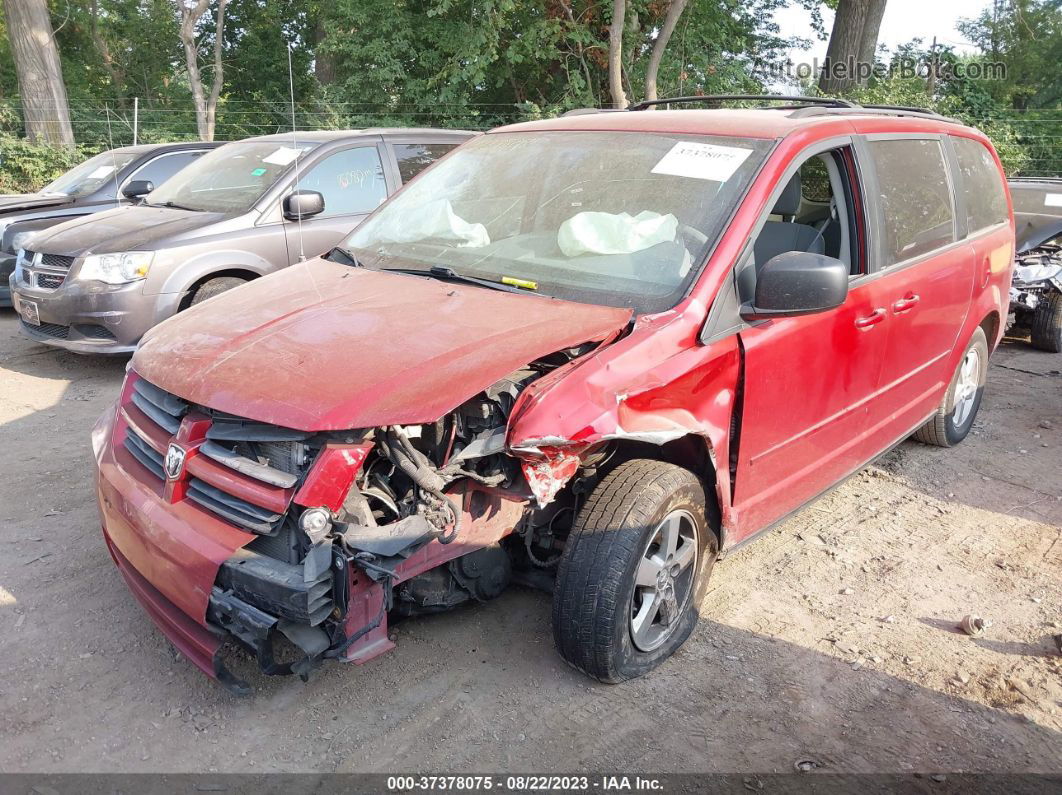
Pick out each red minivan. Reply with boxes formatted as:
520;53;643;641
91;97;1014;691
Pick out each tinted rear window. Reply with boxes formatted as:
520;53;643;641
870;138;955;266
394;143;459;183
952;137;1008;233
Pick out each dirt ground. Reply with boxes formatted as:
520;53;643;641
0;306;1060;775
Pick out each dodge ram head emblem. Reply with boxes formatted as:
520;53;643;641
165;443;187;480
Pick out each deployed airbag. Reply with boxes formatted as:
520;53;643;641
377;199;490;247
558;211;678;257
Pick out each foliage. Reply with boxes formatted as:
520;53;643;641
315;0;823;129
0;133;89;193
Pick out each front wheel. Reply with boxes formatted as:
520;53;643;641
1030;292;1062;352
913;327;989;447
189;276;248;307
551;459;717;683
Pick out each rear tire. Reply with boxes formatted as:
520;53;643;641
189;276;247;307
552;459;717;683
1030;293;1062;352
913;327;988;447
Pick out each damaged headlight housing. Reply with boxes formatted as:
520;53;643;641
79;251;154;285
1013;261;1062;285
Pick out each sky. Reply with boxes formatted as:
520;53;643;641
774;0;995;67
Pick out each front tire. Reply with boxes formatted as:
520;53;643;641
913;327;989;447
189;276;247;307
1030;293;1062;352
552;459;717;683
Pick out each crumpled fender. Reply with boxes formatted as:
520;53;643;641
507;300;741;533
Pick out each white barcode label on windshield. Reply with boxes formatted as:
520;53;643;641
1045;193;1062;208
87;165;115;179
651;142;753;182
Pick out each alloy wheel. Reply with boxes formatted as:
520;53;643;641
630;509;699;652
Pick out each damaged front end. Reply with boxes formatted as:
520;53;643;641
1010;244;1062;313
110;346;606;692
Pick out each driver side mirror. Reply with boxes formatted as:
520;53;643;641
284;190;325;221
740;251;848;320
121;180;154;200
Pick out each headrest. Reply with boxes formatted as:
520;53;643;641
772;173;802;216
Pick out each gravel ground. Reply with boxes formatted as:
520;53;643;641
0;307;1059;774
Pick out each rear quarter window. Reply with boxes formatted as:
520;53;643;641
952;136;1008;233
869;138;955;266
394;143;459;183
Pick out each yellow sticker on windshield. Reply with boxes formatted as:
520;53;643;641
502;276;538;290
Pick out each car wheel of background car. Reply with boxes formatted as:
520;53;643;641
913;326;989;447
1030;293;1062;352
189;276;248;307
551;459;717;683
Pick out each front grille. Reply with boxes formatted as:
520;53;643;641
130;377;187;433
120;375;303;546
186;477;284;535
72;324;116;341
39;253;74;270
37;273;65;289
124;426;164;480
22;320;69;339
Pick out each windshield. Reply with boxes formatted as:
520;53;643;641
343;131;772;313
146;140;317;213
41;150;139;198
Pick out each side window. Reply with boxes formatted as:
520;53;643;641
869;138;955;266
740;146;863;302
952;137;1008;233
296;146;387;217
393;143;458;183
129;151;204;188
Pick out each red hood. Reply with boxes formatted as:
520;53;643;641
133;259;632;431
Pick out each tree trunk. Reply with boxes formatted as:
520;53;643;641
314;14;336;86
856;0;887;67
608;0;628;108
818;0;887;95
175;0;227;141
3;0;75;148
644;0;689;102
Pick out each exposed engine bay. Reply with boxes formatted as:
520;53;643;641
1010;241;1062;315
201;345;600;690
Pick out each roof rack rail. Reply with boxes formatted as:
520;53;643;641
627;94;858;111
786;103;963;124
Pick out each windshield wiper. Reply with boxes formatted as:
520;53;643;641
147;200;203;212
384;265;526;294
325;246;363;267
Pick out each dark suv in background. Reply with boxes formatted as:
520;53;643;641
10;128;475;353
0;142;220;306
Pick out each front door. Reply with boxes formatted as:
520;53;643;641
282;144;391;264
732;143;890;537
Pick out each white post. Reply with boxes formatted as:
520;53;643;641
133;97;139;146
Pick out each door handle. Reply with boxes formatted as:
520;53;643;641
892;294;920;313
854;308;886;329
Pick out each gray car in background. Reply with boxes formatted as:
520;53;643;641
9;128;475;353
0;142;220;306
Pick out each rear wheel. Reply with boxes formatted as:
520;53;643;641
1030;292;1062;352
551;459;717;683
913;327;988;447
189;276;248;307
